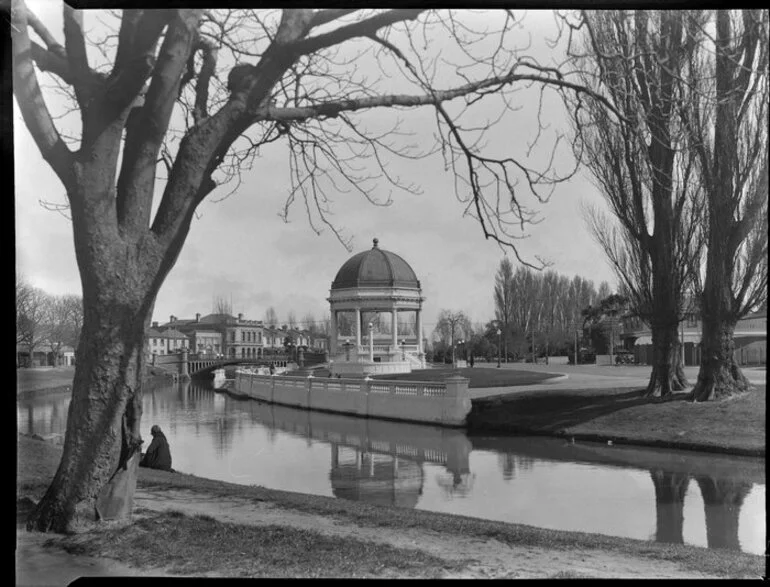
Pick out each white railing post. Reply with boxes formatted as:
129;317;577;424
442;375;471;426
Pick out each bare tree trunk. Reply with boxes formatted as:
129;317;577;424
27;295;149;532
645;243;688;398
692;318;750;401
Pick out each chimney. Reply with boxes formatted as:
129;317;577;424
238;313;243;321
170;315;176;323
152;321;158;328
195;313;201;322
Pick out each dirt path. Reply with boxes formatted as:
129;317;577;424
130;487;719;579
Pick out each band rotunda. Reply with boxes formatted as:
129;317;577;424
328;238;425;376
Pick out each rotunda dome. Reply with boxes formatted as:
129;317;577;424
331;238;420;290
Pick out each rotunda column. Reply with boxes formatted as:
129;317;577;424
391;306;398;354
416;309;423;355
330;309;338;355
355;307;362;350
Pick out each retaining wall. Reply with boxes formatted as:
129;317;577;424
232;372;472;427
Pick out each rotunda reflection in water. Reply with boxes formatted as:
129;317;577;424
330;446;425;508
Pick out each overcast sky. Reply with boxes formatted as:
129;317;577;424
14;4;617;335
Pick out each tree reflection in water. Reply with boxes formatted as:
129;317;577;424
694;476;753;551
650;469;690;544
497;453;534;481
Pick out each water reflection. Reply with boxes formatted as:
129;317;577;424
16;379;765;555
330;446;424;508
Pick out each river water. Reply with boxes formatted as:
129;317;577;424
17;377;765;555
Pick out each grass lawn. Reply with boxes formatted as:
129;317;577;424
372;367;557;388
469;385;766;455
49;510;465;578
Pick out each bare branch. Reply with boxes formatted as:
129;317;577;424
309;9;360;30
12;0;75;190
62;5;92;106
291;9;425;56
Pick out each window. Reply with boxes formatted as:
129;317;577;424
241;331;245;342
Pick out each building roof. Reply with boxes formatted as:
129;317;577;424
160;328;188;340
331;238;420;291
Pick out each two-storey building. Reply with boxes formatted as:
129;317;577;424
621;310;766;366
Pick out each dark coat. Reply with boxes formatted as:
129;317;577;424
140;431;173;471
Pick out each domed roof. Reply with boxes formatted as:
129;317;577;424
331;238;420;290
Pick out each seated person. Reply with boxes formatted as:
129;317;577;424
139;425;173;471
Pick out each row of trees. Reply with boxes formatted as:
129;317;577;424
16;277;83;366
491;258;611;360
263;306;331;335
568;10;768;400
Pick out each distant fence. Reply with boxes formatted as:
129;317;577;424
232;372;472;427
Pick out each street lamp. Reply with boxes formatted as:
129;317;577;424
401;339;406;361
496;328;501;368
344;337;352;361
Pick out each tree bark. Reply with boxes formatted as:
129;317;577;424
27;294;149;532
691;318;750;401
644;241;688;398
645;323;687;398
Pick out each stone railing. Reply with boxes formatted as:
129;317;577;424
231;371;472;427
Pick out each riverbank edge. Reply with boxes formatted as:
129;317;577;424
18;381;765;458
465;423;766;458
16;434;765;579
16;373;171;400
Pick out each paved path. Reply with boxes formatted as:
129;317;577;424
469;364;767;401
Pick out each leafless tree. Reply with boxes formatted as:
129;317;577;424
686;10;768;401
213;295;233;317
42;294;83;365
12;3;620;533
263;306;279;327
493;257;515;362
301;312;316;333
16;278;50;362
566;10;707;397
286;310;298;329
434;309;471;364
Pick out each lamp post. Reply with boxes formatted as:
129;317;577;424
575;327;578;367
456;339;464;368
401;339;406;361
496;329;501;368
344;338;352;362
368;322;374;362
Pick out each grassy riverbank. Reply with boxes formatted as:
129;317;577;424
468;385;766;456
17;435;765;579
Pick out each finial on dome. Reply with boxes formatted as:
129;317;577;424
373;238;379;248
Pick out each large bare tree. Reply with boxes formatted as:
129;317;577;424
42;294;83;364
16;277;50;363
567;10;706;397
493;257;515;362
686;10;768;401
13;3;618;533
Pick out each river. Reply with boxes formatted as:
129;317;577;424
17;376;765;555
